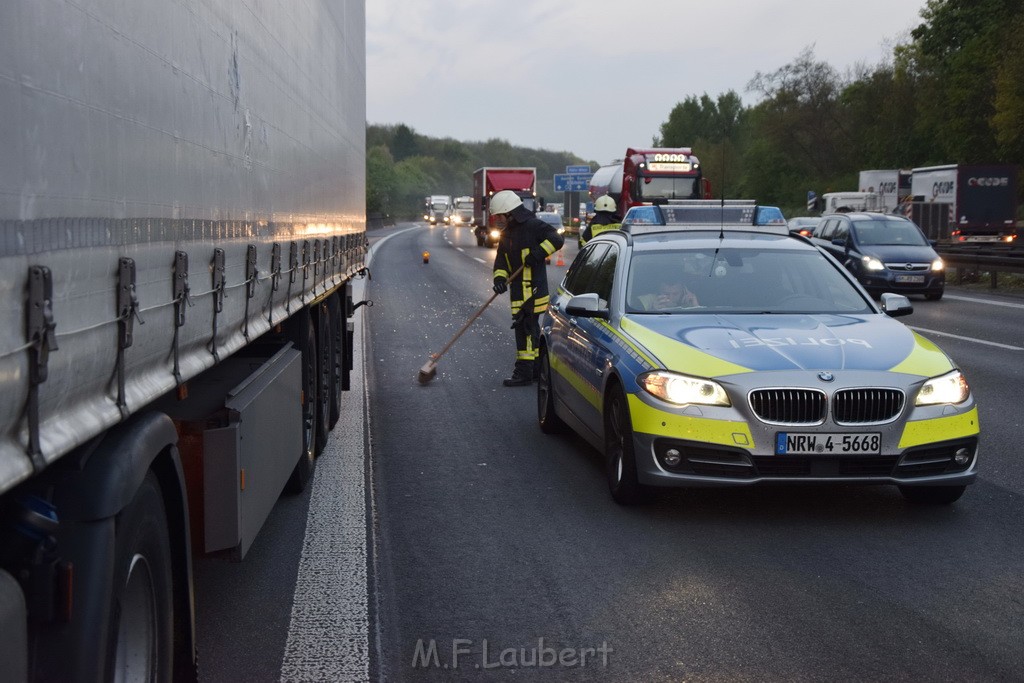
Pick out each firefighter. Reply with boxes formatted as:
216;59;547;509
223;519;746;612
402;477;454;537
490;190;565;387
580;194;621;246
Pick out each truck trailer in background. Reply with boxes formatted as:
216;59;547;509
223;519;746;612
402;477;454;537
858;169;912;213
588;148;712;217
0;2;368;680
909;164;1019;242
820;192;885;214
472;167;538;247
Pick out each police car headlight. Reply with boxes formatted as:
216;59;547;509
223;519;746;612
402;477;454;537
862;256;885;271
931;258;944;272
638;371;731;407
915;369;970;406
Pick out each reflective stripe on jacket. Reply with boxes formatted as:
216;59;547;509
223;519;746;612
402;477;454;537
493;206;565;314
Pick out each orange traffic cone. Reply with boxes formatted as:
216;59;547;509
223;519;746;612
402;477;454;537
556;250;564;266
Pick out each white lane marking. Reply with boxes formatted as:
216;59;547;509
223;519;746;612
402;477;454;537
910;326;1024;351
942;294;1024;309
281;240;381;682
474;257;487;265
456;247;464;253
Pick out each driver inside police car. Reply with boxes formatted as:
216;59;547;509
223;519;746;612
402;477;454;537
639;272;700;310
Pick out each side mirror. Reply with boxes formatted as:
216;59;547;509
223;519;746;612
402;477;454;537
879;292;913;317
565;293;609;319
831;238;847;248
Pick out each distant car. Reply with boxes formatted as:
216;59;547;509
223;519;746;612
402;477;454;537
788;216;820;236
536;211;565;235
811;213;945;300
538;202;978;506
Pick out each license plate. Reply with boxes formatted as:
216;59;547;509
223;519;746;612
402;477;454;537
894;274;925;283
775;432;881;455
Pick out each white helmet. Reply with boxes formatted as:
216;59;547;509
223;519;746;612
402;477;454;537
595;195;617;213
489;190;523;215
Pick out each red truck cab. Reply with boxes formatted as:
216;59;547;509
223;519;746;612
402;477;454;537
589;148;712;217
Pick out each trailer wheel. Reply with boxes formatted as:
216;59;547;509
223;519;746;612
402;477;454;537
107;472;174;682
285;312;318;494
326;293;344;429
314;301;332;455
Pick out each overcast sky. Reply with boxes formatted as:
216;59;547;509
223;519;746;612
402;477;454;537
367;1;928;166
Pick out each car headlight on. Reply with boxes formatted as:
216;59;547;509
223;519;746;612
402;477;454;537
638;371;731;407
862;256;885;271
489;229;500;238
931;258;944;272
915;369;970;406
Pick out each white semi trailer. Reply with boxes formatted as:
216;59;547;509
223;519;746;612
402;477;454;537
0;2;368;680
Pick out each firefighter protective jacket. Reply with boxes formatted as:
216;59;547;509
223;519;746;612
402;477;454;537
581;211;622;244
493;206;565;316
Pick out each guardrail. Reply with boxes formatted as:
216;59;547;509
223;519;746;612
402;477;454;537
936;243;1024;289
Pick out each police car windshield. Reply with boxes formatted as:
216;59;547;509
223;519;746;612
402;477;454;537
625;247;872;314
636;176;700;201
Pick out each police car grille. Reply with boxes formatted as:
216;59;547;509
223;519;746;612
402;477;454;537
749;389;827;424
832;389;904;424
752;456;898;478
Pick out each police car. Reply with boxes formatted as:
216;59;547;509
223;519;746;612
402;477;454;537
537;201;979;505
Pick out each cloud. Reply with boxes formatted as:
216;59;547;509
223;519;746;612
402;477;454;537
368;0;925;164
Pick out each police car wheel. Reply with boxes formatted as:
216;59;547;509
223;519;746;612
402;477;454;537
898;485;966;505
604;386;647;505
537;348;566;434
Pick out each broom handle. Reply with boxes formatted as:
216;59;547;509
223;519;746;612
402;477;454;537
430;264;525;361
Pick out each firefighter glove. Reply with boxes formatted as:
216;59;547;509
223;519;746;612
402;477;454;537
492;277;508;295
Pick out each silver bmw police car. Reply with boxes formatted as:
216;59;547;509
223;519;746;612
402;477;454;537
537;202;979;505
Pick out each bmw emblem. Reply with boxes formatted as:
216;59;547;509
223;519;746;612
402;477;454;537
818;372;835;382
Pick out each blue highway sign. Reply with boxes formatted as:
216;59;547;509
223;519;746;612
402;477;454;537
554;173;591;192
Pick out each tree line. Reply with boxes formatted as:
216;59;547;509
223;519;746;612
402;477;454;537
368;0;1023;219
366;126;586;220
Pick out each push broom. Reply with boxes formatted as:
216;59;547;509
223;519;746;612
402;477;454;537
417;264;524;384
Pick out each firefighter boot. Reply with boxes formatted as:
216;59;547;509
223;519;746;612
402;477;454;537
502;361;534;387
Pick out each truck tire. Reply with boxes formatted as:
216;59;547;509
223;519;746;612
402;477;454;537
326;293;344;429
314;301;332;455
285;312;319;494
106;472;174;682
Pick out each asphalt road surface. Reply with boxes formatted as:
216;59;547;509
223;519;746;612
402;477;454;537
194;222;1024;682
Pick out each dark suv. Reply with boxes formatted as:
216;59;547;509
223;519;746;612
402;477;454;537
811;213;945;300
